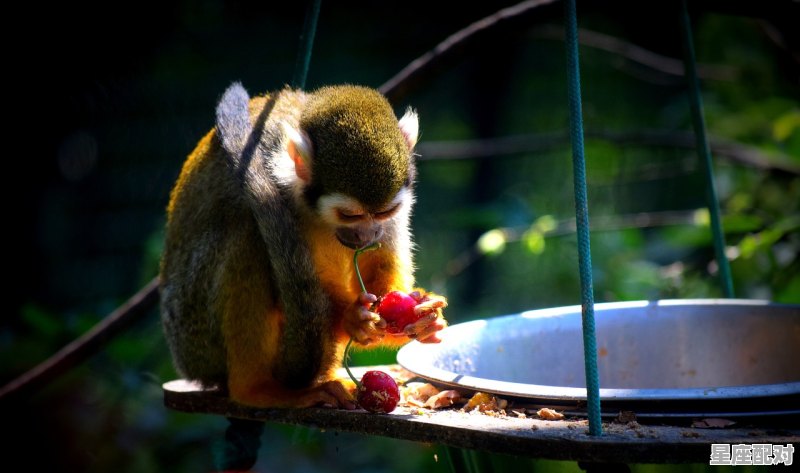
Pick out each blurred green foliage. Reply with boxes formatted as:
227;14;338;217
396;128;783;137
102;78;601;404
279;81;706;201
3;0;798;472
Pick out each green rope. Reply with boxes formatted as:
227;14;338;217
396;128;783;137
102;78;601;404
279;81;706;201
679;0;734;298
564;0;602;436
291;0;322;89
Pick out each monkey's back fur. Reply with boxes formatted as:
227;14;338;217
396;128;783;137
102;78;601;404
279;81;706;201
160;92;305;389
161;130;260;386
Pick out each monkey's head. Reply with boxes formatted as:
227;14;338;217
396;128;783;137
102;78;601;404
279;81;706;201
287;85;419;249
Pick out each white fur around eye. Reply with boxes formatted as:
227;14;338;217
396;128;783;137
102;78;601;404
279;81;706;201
317;193;364;226
388;187;411;210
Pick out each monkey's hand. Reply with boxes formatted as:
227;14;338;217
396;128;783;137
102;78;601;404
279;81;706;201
344;292;387;345
405;291;448;344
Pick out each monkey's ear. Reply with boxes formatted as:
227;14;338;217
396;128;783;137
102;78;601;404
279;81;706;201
284;125;314;182
398;107;419;150
216;82;252;160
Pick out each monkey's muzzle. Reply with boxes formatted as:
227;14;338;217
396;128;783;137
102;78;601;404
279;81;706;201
335;225;384;249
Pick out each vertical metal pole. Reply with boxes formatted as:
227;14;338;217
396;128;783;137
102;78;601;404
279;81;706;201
291;0;322;89
679;0;735;297
563;0;602;436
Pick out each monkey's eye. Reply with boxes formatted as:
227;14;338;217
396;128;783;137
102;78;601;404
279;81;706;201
337;209;365;223
374;203;401;221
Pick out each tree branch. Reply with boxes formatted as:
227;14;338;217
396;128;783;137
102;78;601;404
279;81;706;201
379;0;561;102
531;24;739;81
416;129;800;175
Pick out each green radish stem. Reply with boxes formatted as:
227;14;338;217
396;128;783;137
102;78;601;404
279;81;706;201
353;241;380;293
344;242;382;388
343;337;359;388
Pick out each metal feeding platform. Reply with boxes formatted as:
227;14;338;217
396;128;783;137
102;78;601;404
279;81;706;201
164;300;799;464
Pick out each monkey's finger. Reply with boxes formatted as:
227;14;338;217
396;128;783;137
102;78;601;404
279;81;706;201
415;311;440;324
358;306;381;323
410;291;448;305
429;295;448;308
415;318;448;344
414;301;445;317
403;312;442;337
358;292;378;306
353;325;385;345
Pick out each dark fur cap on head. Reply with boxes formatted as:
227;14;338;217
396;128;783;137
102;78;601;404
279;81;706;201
300;85;412;210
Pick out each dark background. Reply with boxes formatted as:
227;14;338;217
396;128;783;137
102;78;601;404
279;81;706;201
3;0;799;471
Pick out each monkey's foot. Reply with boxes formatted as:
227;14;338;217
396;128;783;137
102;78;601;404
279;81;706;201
229;379;356;409
296;380;356;410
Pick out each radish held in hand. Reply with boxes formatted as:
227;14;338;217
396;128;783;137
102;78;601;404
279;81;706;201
376;291;418;334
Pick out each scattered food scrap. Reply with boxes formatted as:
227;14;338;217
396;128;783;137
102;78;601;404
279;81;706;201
511;409;527;419
691;418;736;429
615;410;637;423
400;382;463;409
536;407;565;420
401;382;439;407
425;390;462;409
463;392;508;415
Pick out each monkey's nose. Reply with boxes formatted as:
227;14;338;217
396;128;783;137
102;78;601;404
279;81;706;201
335;226;383;249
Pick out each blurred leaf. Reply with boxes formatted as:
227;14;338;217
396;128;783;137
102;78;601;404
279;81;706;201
477;229;507;256
775;273;800;304
721;213;763;233
21;304;61;339
108;337;151;364
663;225;711;248
693;208;710;226
522;229;546;254
74;312;102;335
737;215;800;259
725;192;753;214
534;214;557;233
773;109;800;142
585;140;622;181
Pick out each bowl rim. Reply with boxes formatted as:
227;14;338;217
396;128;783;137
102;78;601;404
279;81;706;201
396;299;800;401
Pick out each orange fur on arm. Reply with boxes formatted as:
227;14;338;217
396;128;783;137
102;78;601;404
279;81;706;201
358;246;414;296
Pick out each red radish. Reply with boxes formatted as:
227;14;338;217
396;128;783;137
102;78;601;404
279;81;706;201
376;291;419;334
357;370;400;413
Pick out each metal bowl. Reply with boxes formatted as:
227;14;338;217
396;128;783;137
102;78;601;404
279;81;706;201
397;299;800;417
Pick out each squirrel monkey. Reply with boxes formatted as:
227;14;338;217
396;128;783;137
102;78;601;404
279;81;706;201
160;84;447;408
